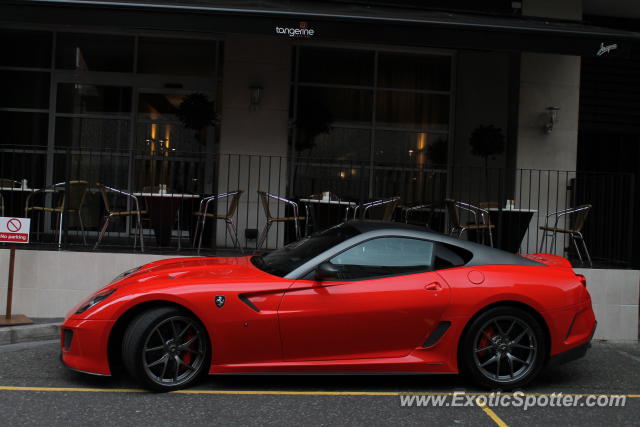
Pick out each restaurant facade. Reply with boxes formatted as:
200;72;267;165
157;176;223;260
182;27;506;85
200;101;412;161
0;0;639;340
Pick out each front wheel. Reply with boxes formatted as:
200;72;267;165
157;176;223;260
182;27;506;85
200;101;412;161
122;307;210;392
460;306;547;390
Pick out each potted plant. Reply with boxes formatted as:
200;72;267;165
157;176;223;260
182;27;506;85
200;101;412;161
469;125;505;203
176;93;217;143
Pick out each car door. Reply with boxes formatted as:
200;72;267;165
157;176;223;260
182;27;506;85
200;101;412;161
278;237;451;361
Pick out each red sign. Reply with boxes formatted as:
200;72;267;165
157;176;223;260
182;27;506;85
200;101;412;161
0;217;30;244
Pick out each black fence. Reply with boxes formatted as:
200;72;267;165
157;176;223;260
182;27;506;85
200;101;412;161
0;144;635;268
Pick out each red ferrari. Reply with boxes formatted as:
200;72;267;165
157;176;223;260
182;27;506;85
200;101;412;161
61;221;596;391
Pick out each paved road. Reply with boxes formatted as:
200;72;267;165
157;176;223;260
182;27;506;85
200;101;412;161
0;340;638;426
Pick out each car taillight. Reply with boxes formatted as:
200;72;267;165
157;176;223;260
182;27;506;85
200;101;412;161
576;274;587;288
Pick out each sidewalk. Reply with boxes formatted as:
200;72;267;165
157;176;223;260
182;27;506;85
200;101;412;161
0;318;62;345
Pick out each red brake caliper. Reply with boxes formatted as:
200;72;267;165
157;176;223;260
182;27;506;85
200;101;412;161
477;327;494;357
182;332;194;367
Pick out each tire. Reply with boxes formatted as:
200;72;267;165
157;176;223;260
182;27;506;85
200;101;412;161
122;306;210;392
460;306;547;390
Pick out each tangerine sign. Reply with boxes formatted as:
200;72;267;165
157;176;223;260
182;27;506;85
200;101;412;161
0;217;30;243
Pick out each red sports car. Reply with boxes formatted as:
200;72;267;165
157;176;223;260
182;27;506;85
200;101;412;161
61;221;596;391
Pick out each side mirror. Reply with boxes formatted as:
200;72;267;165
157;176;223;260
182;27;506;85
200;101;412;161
315;262;339;281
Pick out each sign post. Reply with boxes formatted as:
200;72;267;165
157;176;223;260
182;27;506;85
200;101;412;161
0;217;33;326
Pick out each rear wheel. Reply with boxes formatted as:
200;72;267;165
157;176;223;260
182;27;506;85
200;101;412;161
461;306;546;389
122;307;210;392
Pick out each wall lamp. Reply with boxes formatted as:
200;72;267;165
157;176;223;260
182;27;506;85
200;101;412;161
544;106;560;134
249;85;263;111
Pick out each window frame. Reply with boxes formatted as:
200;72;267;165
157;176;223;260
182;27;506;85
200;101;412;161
288;42;457;202
325;235;437;281
0;24;224;238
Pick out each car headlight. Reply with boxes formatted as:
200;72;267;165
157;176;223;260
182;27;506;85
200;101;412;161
109;265;142;284
75;288;116;314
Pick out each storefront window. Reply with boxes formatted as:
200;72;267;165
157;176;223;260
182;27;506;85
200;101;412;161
0;70;50;109
56;33;134;72
0;28;220;238
298;47;374;86
291;47;452;202
373;130;448;202
55;117;130;150
0;29;52;68
377;53;451;91
137;37;218;76
296;87;373;128
375;91;450;131
56;83;132;115
138;93;185;121
0;29;51;191
0;111;49;146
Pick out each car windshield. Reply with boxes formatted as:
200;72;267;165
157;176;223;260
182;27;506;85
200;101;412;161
251;224;360;277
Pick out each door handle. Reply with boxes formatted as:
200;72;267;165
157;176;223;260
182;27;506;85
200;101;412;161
424;282;443;291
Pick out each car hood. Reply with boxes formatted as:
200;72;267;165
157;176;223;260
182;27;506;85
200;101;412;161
112;256;274;288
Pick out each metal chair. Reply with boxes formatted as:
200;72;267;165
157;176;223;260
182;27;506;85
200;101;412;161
94;184;147;252
403;203;434;228
193;190;243;254
256;191;307;249
25;180;89;247
0;179;20;216
352;197;400;221
538;204;592;266
445;199;494;247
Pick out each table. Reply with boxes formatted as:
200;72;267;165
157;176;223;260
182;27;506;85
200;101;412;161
300;198;356;232
133;192;200;247
487;208;537;253
0;187;53;217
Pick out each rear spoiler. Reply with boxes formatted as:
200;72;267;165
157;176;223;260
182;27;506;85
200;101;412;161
520;253;574;270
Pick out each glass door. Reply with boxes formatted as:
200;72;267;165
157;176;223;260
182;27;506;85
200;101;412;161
134;89;216;195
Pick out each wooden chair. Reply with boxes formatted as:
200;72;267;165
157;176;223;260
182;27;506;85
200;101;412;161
193;190;243;254
539;204;592;266
25;180;89;247
257;191;306;249
94;184;147;251
446;199;494;247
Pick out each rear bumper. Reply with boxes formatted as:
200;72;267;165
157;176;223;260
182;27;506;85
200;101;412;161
548;321;596;367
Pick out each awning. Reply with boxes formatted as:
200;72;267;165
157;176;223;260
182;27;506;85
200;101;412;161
6;0;640;57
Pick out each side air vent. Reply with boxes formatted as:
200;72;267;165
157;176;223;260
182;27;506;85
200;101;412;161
63;329;73;351
239;295;260;312
423;321;451;347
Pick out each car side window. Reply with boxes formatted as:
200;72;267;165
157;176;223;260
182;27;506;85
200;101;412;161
433;242;473;270
329;237;434;280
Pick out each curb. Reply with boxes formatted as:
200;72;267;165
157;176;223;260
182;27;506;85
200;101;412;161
0;323;61;345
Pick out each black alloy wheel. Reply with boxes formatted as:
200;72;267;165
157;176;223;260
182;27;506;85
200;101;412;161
461;306;547;390
122;306;210;392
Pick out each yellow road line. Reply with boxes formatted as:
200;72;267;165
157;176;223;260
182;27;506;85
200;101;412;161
0;385;637;398
177;389;400;396
0;386;144;393
476;397;509;427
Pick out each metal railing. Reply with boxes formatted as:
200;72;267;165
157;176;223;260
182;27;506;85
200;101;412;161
0;144;635;268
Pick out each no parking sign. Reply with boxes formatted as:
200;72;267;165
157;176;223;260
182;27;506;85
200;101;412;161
0;217;30;244
1;217;33;325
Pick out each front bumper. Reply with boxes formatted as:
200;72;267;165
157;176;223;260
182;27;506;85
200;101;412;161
548;321;597;367
60;318;115;376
